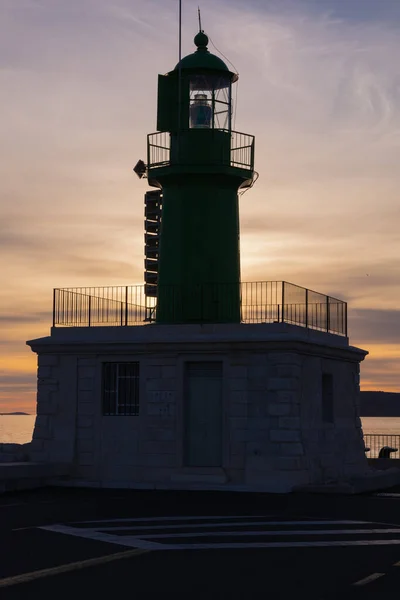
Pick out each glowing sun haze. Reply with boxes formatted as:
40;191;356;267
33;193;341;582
1;0;400;412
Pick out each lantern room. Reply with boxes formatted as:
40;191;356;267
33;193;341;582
156;30;238;134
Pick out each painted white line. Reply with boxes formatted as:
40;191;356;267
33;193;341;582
353;573;385;586
0;503;25;508
376;494;400;498
73;515;274;524
40;525;166;550
0;548;149;589
131;527;400;540
85;520;373;533
137;540;400;551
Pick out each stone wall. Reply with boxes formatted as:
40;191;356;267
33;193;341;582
0;443;30;463
27;323;369;492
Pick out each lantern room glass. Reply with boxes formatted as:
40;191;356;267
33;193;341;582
189;74;232;130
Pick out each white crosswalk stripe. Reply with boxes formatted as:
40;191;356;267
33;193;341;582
40;516;400;551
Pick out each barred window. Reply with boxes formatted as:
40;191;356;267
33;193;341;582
102;363;139;416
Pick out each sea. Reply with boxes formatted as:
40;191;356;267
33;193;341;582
0;415;400;444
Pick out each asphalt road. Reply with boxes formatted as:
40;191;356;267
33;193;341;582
2;486;400;598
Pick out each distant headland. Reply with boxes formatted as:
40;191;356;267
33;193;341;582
360;391;400;417
0;412;31;416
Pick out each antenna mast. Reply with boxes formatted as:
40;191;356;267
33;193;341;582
198;6;203;32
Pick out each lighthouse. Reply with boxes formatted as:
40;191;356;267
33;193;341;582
145;30;255;324
27;19;376;494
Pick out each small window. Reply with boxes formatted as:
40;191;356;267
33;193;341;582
102;363;139;416
322;373;334;423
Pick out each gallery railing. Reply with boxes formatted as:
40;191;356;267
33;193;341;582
147;130;255;171
363;434;400;459
53;281;347;336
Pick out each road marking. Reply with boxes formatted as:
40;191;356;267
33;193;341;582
79;520;371;533
0;548;149;589
40;525;165;550
376;493;400;498
73;515;275;524
353;573;385;586
393;560;400;566
122;527;400;540
39;518;400;551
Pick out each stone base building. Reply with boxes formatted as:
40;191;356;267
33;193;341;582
27;321;369;493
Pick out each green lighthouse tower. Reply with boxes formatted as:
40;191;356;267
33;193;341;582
146;29;255;324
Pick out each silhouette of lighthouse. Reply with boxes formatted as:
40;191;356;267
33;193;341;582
143;28;255;324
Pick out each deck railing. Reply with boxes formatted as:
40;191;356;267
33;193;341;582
363;434;400;458
53;281;347;335
147;129;255;171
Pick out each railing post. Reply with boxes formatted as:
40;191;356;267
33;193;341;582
326;296;330;332
52;289;56;328
281;281;285;323
344;302;348;337
125;286;129;326
305;288;308;329
88;295;92;327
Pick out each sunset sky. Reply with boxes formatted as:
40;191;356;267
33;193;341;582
1;0;400;413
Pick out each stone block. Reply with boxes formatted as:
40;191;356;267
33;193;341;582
230;378;247;391
233;429;268;443
38;383;58;393
145;428;175;442
34;415;49;429
270;429;301;442
79;391;94;403
230;403;247;417
267;378;298;391
77;428;94;440
279;417;301;429
230;366;247;378
147;391;175;403
75;465;95;479
248;377;267;391
78;439;94;452
146;378;175;392
78;416;94;428
229;453;245;470
38;355;59;367
147;403;175;417
29;439;44;451
162;366;176;378
230;391;247;404
78;403;95;416
274;457;305;471
248;365;267;378
37;366;52;379
79;378;94;391
275;391;299;403
229;417;248;430
319;454;338;468
29;450;49;462
230;441;245;456
268;403;291;416
78;367;96;379
36;400;57;415
145;366;162;379
268;353;302;366
274;364;302;378
247;417;275;430
280;443;304;456
78;452;94;466
78;357;97;367
140;441;176;455
139;454;177;468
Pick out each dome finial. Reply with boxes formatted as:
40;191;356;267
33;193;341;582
194;7;208;49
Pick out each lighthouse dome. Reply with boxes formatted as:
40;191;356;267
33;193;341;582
174;32;238;82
